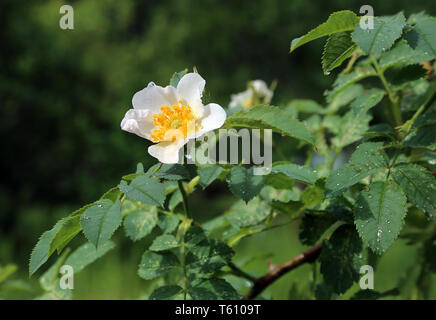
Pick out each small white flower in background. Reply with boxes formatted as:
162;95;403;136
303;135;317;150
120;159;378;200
121;73;226;164
229;80;274;109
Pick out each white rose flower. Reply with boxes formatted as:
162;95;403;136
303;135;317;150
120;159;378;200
229;79;273;109
121;73;226;164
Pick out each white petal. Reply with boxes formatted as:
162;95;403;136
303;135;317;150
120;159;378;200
132;82;179;113
251;80;273;104
148;140;187;164
189;103;226;139
121;109;154;140
229;90;252;108
177;73;205;117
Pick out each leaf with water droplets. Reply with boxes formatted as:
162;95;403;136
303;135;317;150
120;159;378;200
188;278;240;300
80;199;122;248
320;225;363;294
137;251;180;280
325;142;388;197
227;166;264;203
354;180;407;254
149;285;183;300
392;163;436;218
352;12;406;57
120;176;166;207
270;163;318;185
149;234;180;252
123;203;158;241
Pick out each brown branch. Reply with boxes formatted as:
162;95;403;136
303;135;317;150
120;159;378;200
244;242;323;300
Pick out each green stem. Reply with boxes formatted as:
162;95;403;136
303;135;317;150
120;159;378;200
370;54;402;127
178;180;191;220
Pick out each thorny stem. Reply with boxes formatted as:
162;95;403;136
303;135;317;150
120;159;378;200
244;242;323;299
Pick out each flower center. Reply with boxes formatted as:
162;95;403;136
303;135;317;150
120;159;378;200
150;101;196;142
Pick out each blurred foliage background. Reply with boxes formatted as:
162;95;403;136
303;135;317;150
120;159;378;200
1;0;435;299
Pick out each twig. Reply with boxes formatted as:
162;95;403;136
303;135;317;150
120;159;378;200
228;262;258;282
244;242;323;299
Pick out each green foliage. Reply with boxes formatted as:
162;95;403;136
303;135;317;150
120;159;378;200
198;165;224;188
270;163;318;184
120;176;166;206
354;180;407;254
325;142;388;197
290;10;359;52
322;32;357;75
80;199;122;248
227;166;264;203
27;8;436;301
138;251;180;280
224;105;314;145
320;225;363;293
392;163;436;218
123;203;158;241
352;12;406;57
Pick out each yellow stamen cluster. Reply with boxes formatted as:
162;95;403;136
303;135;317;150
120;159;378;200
150;101;196;142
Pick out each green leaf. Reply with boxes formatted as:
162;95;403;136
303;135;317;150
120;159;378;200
331;110;372;148
404;125;436;150
326;66;377;101
157;214;180;234
351;12;406;56
391;163;436;218
80;199;122;248
100;187;122;202
64;241;115;274
299;213;337;245
39;249;70;292
379;40;432;71
350;88;385;114
322;32;357;74
49;215;81;255
123;205;158;241
354;180;407;254
184;226;234;276
226;197;271;227
301;185;324;207
224;105;314;145
188;278;240;300
154;164;190;180
149;285;183;300
227;166;264;203
405;17;436;57
351;288;400;300
413;102;436;129
120;175;166;206
169;69;188;87
138;251;180;280
149;234;180;251
286;99;325;114
270;200;304;218
290;10;359;52
320;225;363;294
270;163;318;185
198;165;224;188
325;142;388;197
29;220;64;276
